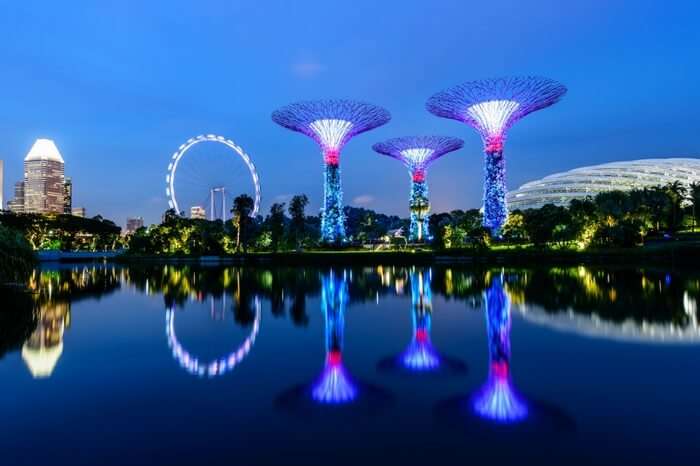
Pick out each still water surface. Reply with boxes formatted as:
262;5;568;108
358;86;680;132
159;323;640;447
1;264;699;465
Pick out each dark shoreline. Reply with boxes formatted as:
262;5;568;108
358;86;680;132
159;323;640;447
103;242;700;267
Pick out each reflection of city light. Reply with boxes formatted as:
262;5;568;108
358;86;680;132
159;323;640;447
166;297;261;377
472;362;528;423
312;351;357;404
401;328;440;371
400;270;440;371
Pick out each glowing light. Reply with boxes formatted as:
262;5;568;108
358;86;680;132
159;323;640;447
165;297;261;377
467;100;520;137
472;362;528;423
165;134;262;218
400;270;441;371
311;270;358;404
25;138;64;163
427;77;567;237
373;136;463;242
273;100;391;244
309;119;353;151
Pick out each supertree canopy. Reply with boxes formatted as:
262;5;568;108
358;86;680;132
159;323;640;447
373;136;463;242
471;272;528;423
312;269;357;404
272;100;391;243
426;77;567;237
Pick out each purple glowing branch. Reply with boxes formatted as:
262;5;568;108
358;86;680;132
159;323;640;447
272;99;391;158
426;76;567;144
372;136;463;179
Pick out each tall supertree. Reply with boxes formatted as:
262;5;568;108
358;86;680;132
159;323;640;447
471;272;528;423
426;77;567;237
272;100;391;243
311;269;357;404
373;136;463;242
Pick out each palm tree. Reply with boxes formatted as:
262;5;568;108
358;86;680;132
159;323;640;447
689;182;700;232
664;181;687;232
231;194;255;252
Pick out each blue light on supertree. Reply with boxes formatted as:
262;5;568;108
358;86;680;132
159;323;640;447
401;269;440;370
373;136;463;242
272;100;391;244
471;272;528;423
427;77;567;237
311;269;357;404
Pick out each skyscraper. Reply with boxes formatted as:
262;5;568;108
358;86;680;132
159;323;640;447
22;139;66;214
63;177;72;214
8;181;24;213
126;217;144;234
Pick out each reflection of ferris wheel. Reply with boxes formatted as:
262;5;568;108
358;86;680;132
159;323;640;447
165;134;262;219
166;296;261;377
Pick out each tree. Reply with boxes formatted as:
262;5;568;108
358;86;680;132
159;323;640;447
288;194;309;252
231;194;255;253
522;204;571;247
267;203;286;252
690;182;700;231
664;181;687;232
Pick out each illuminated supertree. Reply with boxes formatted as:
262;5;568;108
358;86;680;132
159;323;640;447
272;100;391;243
471;272;528;423
373;136;463;242
426;77;567;237
311;269;357;404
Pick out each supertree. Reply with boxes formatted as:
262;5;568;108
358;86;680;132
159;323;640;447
311;269;357;404
471;272;528;423
272;100;391;243
426;77;567;237
373;136;463;242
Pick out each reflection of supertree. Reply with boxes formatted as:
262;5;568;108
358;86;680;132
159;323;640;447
22;302;70;379
272;100;391;243
472;273;528;423
373;136;463;242
312;269;357;403
427;77;567;237
401;269;439;370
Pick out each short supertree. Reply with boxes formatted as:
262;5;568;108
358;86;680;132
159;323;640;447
471;272;528;423
426;77;567;237
373;136;463;242
272;100;391;243
311;269;357;404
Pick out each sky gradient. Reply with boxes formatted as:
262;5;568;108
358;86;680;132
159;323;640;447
1;0;698;227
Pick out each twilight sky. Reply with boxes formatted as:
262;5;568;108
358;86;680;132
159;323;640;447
1;0;699;227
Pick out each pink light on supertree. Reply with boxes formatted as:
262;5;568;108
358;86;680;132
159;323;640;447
426;77;567;237
373;136;463;242
272;100;391;243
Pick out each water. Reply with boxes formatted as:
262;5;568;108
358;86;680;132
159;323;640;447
1;264;699;465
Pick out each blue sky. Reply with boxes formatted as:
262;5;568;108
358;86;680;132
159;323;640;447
1;0;698;226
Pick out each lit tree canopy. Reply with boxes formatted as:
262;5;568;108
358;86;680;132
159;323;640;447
426;77;567;140
272;99;391;153
373;136;463;177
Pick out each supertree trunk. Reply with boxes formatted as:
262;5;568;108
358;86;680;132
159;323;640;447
321;160;346;244
483;148;508;238
409;178;430;242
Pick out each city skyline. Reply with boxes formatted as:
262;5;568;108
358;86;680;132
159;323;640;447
1;1;699;228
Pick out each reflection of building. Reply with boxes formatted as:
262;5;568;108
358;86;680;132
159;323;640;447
508;158;700;211
8;139;73;214
22;302;71;378
72;207;86;218
190;205;206;220
126;216;144;233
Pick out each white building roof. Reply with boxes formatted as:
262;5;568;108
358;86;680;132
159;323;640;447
25;138;64;163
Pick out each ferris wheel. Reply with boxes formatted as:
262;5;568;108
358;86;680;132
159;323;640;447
166;134;261;220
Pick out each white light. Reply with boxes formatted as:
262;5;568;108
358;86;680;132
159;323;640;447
25;139;64;163
467;100;520;136
309;119;353;150
400;148;434;167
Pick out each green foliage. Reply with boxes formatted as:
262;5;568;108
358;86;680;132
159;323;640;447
0;224;36;285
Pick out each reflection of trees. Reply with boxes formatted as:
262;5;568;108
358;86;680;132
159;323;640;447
0;292;36;360
507;266;698;326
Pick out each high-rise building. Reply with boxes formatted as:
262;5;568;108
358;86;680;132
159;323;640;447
126;217;144;234
71;207;86;218
63;177;72;214
8;181;24;213
12;139;67;214
190;206;206;220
